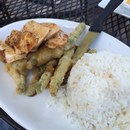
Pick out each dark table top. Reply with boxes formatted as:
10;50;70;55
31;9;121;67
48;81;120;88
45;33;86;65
0;0;130;130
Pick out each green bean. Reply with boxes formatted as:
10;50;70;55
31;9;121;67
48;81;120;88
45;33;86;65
36;60;57;94
72;32;99;63
25;65;45;96
64;22;86;51
49;47;75;96
68;22;86;44
87;49;97;54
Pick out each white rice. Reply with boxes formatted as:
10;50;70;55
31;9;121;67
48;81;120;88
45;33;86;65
48;51;130;130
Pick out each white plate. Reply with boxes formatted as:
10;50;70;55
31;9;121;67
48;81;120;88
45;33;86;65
98;0;130;18
0;18;130;130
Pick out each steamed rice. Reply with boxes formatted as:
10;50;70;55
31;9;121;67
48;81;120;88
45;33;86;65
67;51;130;130
48;51;130;130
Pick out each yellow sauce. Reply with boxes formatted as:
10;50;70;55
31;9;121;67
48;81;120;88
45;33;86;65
126;0;130;5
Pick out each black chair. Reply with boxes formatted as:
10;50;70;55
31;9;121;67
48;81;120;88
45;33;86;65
0;0;10;19
25;0;55;17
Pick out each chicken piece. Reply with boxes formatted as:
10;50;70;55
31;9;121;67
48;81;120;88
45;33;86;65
0;43;26;63
5;30;21;48
23;20;50;49
41;23;60;40
11;42;66;72
45;30;68;48
16;31;38;53
11;59;28;75
26;44;64;69
5;30;38;54
5;30;22;55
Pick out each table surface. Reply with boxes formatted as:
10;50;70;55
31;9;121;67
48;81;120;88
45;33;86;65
0;0;130;130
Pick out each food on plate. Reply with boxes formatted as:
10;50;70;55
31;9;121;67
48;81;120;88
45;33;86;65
41;23;60;40
72;32;99;64
64;22;86;51
5;63;26;94
0;21;52;63
25;65;46;96
45;30;68;48
25;83;37;96
36;60;58;94
0;43;26;63
49;47;75;96
68;22;86;45
0;40;5;62
22;20;50;49
10;43;64;73
0;51;4;62
0;20;86;96
26;21;85;69
30;65;46;84
65;51;130;130
26;44;64;69
10;59;28;75
47;22;86;96
87;48;97;53
25;60;58;96
5;30;38;54
0;21;65;63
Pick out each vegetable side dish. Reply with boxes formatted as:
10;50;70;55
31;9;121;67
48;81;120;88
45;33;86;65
0;20;89;96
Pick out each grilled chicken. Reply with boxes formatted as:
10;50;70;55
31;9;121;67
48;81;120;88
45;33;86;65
0;43;26;63
23;20;50;49
45;30;68;48
5;30;38;54
41;23;60;40
0;20;68;63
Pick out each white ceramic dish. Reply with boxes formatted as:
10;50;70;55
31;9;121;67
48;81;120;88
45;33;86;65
0;18;130;130
98;0;130;18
